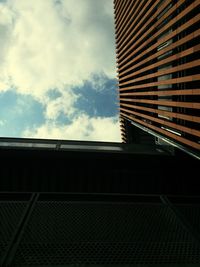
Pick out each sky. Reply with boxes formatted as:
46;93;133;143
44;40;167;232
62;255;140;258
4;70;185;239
0;0;121;142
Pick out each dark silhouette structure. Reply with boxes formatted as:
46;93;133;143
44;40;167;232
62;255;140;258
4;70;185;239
0;137;200;266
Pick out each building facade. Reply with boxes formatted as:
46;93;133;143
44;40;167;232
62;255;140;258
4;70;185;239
114;0;200;156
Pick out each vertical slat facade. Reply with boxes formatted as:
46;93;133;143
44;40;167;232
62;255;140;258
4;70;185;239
114;0;200;152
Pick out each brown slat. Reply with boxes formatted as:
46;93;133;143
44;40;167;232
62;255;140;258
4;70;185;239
116;0;146;35
115;0;140;32
118;29;200;74
115;0;130;26
120;126;126;131
114;0;124;17
120;108;200;138
119;74;200;91
116;0;154;44
117;0;195;57
119;44;200;80
113;0;120;9
120;112;200;150
117;0;173;50
117;12;200;65
120;98;200;109
115;0;199;152
117;0;170;51
119;60;200;86
120;89;200;97
120;103;200;123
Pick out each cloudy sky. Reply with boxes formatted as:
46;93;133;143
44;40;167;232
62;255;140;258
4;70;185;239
0;0;121;142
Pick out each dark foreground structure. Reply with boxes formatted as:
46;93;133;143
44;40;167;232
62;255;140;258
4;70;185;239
0;137;200;266
114;0;200;157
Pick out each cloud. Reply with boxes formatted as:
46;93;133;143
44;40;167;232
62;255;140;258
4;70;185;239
0;120;5;126
0;0;116;99
44;89;79;120
23;115;121;142
0;0;120;142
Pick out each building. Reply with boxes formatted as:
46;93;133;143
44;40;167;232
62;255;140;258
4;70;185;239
1;1;200;265
114;0;200;158
0;137;200;266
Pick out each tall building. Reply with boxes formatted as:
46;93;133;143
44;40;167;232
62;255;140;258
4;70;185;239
0;2;200;265
114;0;200;158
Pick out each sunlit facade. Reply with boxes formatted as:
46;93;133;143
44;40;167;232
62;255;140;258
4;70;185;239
114;0;200;156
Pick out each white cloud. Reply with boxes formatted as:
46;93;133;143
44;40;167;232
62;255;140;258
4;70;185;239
0;0;120;142
44;89;79;120
0;119;5;126
0;0;116;98
23;115;121;142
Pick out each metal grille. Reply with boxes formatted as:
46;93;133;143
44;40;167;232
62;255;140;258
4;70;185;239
12;242;200;265
0;202;27;260
176;205;200;233
12;201;200;265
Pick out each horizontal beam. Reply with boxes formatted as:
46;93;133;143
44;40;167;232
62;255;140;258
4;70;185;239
119;74;200;90
120;103;200;123
119;60;200;86
120;97;200;109
120;107;200;138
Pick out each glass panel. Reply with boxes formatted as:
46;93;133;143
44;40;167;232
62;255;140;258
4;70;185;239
61;144;122;151
0;142;56;148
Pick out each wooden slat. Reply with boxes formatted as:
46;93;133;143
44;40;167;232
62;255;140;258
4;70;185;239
113;0;120;10
119;74;200;91
119;44;200;80
116;0;154;44
120;125;126;130
117;0;197;57
120;98;200;109
115;0;141;32
120;108;200;138
120;103;200;123
120;89;200;97
118;1;200;59
118;29;200;74
115;1;130;25
116;0;146;35
117;11;200;65
115;0;200;151
117;0;173;50
119;60;200;86
117;0;170;51
114;0;124;17
120;112;200;150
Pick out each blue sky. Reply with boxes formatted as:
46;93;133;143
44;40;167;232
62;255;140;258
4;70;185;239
0;0;120;141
